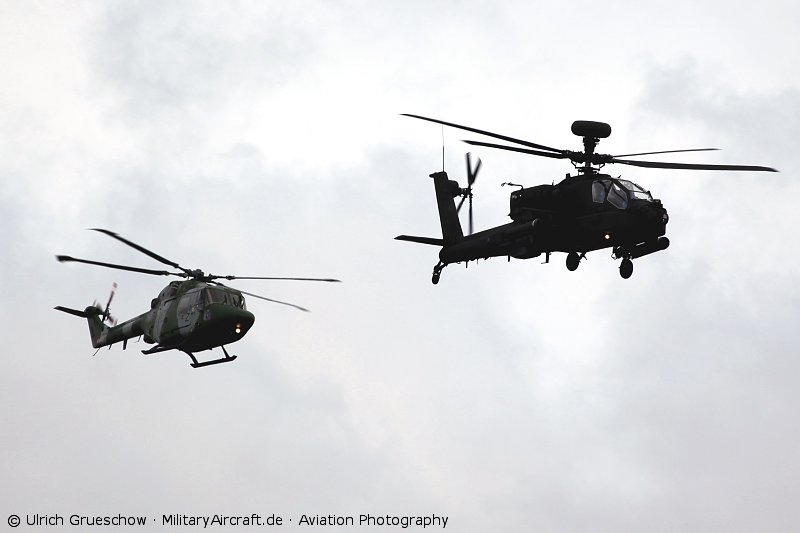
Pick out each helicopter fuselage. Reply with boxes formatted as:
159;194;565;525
69;279;255;356
397;171;670;282
56;227;339;368
397;113;773;283
507;173;666;256
445;171;668;259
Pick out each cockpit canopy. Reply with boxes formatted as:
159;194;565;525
204;287;246;310
618;179;654;201
592;178;653;210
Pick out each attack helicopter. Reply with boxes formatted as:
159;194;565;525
55;229;340;368
396;114;777;283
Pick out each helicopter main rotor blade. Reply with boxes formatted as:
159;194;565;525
611;158;778;172
463;140;571;160
216;275;341;282
612;148;719;158
90;228;188;273
56;255;183;277
402;114;565;153
238;291;310;312
211;282;310;312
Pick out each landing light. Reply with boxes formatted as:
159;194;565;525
235;324;242;334
604;233;611;240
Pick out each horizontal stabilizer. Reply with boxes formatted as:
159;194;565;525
395;235;445;246
54;306;89;318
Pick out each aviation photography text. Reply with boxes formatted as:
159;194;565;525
9;512;450;529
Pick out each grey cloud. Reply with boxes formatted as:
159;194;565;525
4;3;800;533
91;2;317;117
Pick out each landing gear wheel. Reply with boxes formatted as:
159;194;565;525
431;263;444;285
619;258;633;279
566;252;580;271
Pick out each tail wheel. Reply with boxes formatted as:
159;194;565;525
431;263;444;285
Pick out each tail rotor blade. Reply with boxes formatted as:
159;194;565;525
103;282;117;323
456;195;466;213
463;152;480;234
468;196;474;235
466;152;482;186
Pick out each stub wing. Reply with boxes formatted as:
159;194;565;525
395;235;445;246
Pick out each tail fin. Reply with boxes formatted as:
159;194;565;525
430;171;464;243
55;305;107;348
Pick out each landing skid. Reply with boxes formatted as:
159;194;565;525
143;343;238;368
187;345;237;369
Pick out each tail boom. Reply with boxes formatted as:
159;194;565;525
55;305;145;349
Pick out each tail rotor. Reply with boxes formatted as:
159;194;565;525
456;152;481;235
97;282;118;326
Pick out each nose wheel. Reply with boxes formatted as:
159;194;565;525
619;258;633;279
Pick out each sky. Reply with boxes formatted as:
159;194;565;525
1;1;799;531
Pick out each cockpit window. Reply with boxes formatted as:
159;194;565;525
617;179;653;201
204;288;246;309
232;293;245;310
607;181;628;210
592;181;607;203
594;179;628;210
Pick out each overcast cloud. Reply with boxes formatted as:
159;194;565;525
1;1;799;531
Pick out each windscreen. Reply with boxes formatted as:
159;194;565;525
617;179;653;201
204;288;246;309
593;179;628;210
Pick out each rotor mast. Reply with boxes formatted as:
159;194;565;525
582;136;598;173
571;120;611;174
